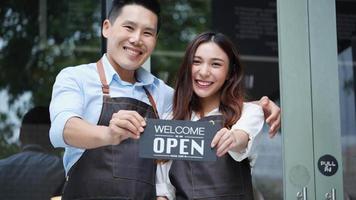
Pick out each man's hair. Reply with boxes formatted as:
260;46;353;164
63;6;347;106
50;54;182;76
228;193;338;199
108;0;161;33
19;106;54;151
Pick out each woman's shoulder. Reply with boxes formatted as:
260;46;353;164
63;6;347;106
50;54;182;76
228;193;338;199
242;102;263;114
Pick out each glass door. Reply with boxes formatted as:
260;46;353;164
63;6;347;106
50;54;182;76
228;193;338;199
278;0;344;199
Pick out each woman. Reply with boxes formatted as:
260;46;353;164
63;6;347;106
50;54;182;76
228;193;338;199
156;31;264;200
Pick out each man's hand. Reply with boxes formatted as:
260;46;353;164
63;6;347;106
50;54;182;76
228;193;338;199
63;110;146;149
259;96;281;138
106;110;146;145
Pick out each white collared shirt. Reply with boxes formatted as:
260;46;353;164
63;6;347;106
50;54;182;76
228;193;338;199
156;102;264;200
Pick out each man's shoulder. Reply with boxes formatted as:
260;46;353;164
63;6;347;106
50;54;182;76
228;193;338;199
154;78;173;90
137;68;173;94
0;151;63;174
59;62;96;74
55;62;98;83
152;79;174;97
0;152;22;166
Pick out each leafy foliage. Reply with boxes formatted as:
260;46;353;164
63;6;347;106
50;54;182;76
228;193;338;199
0;0;101;157
0;0;211;158
152;0;211;85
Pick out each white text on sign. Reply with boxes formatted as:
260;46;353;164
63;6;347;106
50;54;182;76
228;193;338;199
153;138;204;156
154;125;205;136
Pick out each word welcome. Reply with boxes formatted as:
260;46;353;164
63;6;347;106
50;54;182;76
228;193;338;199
154;125;205;136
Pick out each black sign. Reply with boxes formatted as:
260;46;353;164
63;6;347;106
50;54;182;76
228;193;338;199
317;154;338;176
139;118;221;161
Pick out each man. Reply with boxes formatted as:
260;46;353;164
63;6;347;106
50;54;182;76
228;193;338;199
49;0;281;199
0;106;65;200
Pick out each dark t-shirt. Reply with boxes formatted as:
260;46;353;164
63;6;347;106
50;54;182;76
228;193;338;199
0;145;65;200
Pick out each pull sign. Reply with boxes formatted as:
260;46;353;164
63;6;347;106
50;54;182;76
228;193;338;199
318;154;338;176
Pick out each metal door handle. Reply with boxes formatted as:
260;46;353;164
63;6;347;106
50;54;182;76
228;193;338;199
297;187;307;200
325;188;336;200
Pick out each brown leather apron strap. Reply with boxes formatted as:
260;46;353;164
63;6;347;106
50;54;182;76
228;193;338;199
143;86;159;119
96;59;110;95
96;59;159;118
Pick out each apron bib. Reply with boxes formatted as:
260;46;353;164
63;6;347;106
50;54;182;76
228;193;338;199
169;115;254;200
63;60;159;200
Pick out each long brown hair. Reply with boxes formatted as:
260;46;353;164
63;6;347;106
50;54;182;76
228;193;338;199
173;31;245;128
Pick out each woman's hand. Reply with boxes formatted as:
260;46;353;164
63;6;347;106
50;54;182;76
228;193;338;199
211;128;249;157
259;96;281;137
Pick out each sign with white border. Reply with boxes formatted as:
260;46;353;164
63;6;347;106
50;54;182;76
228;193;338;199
139;118;221;161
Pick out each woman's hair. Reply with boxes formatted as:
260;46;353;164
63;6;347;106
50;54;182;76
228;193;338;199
173;31;245;128
108;0;161;33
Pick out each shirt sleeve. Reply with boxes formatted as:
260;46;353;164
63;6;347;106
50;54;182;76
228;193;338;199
228;102;264;162
49;67;85;148
160;85;174;120
156;160;175;200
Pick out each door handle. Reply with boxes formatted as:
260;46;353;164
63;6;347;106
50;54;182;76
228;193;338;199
297;187;307;200
325;188;336;200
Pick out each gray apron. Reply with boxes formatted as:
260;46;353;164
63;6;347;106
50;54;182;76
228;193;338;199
62;60;159;200
169;115;254;200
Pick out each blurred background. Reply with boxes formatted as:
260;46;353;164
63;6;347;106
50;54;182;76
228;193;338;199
0;0;355;199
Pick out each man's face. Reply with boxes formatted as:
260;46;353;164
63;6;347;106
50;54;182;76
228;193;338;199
103;5;158;73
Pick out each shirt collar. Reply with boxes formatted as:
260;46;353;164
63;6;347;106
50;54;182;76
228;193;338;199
102;54;156;87
191;108;220;120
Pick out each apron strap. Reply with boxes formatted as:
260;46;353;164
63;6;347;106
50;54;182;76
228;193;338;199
96;59;160;119
96;59;110;95
143;86;160;119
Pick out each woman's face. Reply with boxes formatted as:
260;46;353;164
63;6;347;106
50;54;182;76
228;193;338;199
191;42;229;104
